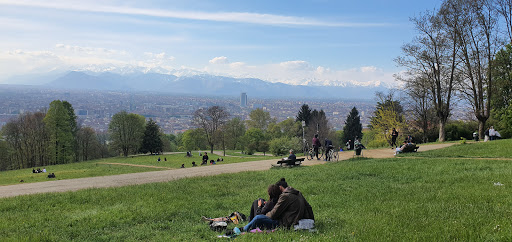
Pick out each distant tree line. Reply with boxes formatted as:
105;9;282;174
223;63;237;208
0;100;113;171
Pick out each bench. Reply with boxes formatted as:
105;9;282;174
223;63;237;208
272;158;305;167
402;144;419;153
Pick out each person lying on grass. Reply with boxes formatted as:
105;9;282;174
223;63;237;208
235;178;315;232
202;184;281;223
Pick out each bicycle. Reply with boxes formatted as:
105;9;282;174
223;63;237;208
302;141;310;157
307;146;324;160
325;146;339;161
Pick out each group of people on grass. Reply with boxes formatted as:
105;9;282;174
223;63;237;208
180;152;224;168
203;178;314;235
32;168;46;173
32;167;56;178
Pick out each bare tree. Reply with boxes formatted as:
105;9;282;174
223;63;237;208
453;0;502;139
192;106;230;153
495;0;512;42
395;9;460;141
402;74;438;143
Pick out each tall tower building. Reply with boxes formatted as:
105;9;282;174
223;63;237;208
240;92;247;107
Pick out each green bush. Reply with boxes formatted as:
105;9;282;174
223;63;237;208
367;138;388;148
269;137;301;156
445;120;478;141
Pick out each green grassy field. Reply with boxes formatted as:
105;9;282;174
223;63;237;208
405;139;512;158
1;141;512;241
0;151;275;186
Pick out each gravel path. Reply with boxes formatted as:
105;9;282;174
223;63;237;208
0;143;455;198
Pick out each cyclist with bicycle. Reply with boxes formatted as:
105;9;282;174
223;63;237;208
312;134;322;160
324;138;333;161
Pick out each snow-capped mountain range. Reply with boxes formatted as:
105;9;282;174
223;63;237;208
6;70;390;99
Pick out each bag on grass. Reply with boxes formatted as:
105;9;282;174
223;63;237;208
228;212;246;224
209;221;228;231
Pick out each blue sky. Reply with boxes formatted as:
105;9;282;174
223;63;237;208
0;0;442;86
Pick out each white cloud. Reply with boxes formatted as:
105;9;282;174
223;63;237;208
209;56;229;64
0;0;389;27
0;45;180;81
360;66;377;73
279;60;310;70
0;45;398;87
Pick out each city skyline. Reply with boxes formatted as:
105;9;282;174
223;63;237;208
0;0;442;88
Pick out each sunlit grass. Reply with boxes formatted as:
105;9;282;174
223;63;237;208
1;140;512;240
404;139;512;158
0;151;276;186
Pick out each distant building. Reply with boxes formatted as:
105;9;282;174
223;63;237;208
240;92;248;107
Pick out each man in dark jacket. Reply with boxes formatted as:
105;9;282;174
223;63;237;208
312;134;321;160
240;178;314;231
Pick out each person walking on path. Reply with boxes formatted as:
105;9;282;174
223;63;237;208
391;128;398;148
324;138;333;161
312;134;322;160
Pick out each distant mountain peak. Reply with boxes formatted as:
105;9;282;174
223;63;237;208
35;70;389;98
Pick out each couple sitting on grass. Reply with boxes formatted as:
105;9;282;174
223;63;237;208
239;178;314;233
203;178;314;234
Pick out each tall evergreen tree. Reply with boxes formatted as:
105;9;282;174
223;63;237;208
342;107;363;145
140;119;163;154
296;104;312;126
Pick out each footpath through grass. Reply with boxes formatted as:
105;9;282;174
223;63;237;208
1;141;512;241
0;151;275;186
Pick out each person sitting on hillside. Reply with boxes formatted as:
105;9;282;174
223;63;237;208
201;152;208;165
32;168;36;173
192;161;197;167
277;149;297;166
37;168;42;173
210;160;216;165
47;173;56;178
180;164;185;168
42;168;46;173
235;178;314;232
248;184;283;221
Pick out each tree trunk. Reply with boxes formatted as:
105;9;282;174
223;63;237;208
222;134;225;157
438;120;446;142
210;144;214;154
478;119;486;140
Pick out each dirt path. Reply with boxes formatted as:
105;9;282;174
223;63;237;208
100;163;172;170
0;143;455;199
